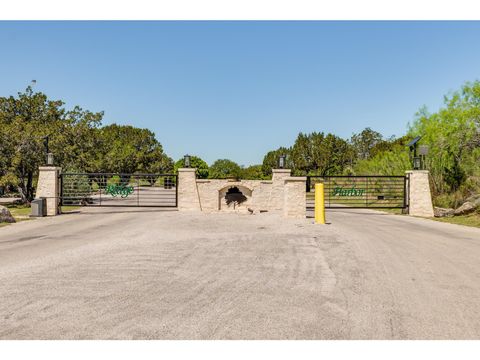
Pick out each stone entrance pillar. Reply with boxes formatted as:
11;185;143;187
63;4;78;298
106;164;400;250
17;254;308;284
271;169;291;211
36;166;61;216
177;168;201;211
284;176;307;218
406;170;434;217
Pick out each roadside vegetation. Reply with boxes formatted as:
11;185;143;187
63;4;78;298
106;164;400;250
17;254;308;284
259;81;480;210
0;204;81;228
0;86;173;204
433;211;480;228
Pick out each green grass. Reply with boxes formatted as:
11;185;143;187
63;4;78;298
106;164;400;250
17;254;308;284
5;204;31;218
0;204;33;227
376;208;404;215
432;213;480;228
1;204;81;228
60;205;81;213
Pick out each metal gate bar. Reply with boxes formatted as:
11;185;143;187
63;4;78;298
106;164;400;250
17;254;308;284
306;175;407;209
60;173;178;208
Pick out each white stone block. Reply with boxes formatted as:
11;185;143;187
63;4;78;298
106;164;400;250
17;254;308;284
36;167;61;216
406;170;434;217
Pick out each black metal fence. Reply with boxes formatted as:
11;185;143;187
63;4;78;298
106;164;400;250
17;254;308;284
306;175;407;209
60;173;177;207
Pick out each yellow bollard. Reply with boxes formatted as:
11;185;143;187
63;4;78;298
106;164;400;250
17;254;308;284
315;183;326;224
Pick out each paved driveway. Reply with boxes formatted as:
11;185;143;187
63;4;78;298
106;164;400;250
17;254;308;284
0;208;479;339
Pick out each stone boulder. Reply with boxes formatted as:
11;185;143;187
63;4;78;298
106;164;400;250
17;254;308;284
453;201;476;216
465;194;480;208
0;205;16;223
434;207;455;218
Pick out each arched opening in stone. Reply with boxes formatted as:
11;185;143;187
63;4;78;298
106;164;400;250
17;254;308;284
218;184;253;211
224;186;247;209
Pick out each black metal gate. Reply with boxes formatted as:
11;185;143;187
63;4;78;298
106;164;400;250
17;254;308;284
60;173;178;207
306;175;407;209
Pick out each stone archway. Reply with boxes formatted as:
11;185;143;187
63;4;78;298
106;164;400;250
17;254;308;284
218;184;253;211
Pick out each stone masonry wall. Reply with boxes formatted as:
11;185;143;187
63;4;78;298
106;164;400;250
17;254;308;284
406;170;434;217
177;168;306;217
195;179;274;213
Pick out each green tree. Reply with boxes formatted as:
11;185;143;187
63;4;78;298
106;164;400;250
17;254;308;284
350;127;384;160
241;164;266;180
56;106;104;173
174;155;209;179
409;81;480;198
209;159;242;179
0;86;104;201
0;86;173;201
97;124;169;175
290;132;352;175
353;143;410;176
261;147;292;177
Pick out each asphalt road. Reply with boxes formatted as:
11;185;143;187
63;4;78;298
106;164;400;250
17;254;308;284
0;208;479;339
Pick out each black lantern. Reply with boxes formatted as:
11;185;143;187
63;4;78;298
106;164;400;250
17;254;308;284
413;156;422;170
184;154;191;168
43;135;49;154
278;155;286;169
47;153;54;166
43;135;50;165
407;136;425;170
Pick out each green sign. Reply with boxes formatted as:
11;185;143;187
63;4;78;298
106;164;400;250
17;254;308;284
105;184;134;198
332;186;365;197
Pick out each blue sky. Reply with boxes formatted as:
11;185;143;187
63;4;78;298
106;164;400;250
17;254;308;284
1;21;480;165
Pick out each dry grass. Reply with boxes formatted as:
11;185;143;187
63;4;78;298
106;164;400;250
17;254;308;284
433;212;480;228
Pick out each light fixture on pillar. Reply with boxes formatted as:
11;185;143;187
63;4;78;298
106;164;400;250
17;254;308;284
418;145;429;170
47;153;54;166
184;154;191;168
43;135;50;165
278;154;286;169
407;136;422;170
413;156;421;170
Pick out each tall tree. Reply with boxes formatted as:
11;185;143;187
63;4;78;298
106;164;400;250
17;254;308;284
409;81;480;196
290;132;352;175
98;124;168;174
241;164;266;180
209;159;242;179
174;155;209;179
0;86;73;201
350;127;384;160
261;147;292;177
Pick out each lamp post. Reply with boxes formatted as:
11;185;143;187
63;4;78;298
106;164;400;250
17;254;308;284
39;135;54;166
418;145;429;170
413;156;422;170
184;154;191;168
407;136;423;170
46;153;54;166
278;155;286;169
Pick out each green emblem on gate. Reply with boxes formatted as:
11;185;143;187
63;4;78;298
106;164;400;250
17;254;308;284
105;184;134;198
332;186;365;197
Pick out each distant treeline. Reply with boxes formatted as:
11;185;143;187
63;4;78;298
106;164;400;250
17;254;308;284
2;81;479;207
